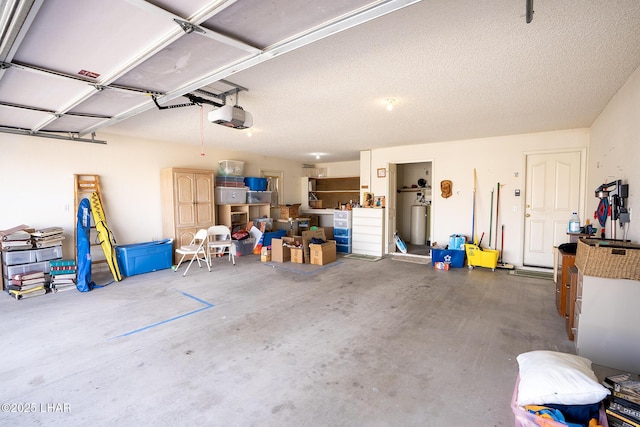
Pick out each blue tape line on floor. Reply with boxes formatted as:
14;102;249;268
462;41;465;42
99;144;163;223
264;261;343;275
110;289;214;339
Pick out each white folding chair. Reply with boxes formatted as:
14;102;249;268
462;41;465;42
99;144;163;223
207;225;236;266
174;229;211;276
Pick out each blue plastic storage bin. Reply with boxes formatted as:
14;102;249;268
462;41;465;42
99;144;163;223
244;177;267;191
115;239;173;277
334;236;351;245
336;243;352;254
261;229;287;247
431;248;465;268
333;228;352;237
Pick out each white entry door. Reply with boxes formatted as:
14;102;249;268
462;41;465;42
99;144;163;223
524;151;582;267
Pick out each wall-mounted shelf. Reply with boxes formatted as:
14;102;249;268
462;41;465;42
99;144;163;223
397;188;426;193
301;176;359;209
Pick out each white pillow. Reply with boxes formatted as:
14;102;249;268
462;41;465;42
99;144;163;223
516;350;610;406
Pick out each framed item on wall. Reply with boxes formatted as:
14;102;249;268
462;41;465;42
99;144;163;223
377;168;386;178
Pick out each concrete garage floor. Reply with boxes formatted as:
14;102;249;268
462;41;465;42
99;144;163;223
1;254;577;426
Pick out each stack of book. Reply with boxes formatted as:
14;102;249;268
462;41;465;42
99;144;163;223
49;259;77;292
31;226;65;249
0;225;34;251
7;271;47;300
604;373;640;427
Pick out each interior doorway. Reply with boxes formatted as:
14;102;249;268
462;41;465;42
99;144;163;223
523;150;584;268
391;161;433;257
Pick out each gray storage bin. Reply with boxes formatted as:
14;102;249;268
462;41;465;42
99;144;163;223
3;261;51;278
1;249;37;266
35;245;63;262
246;191;273;204
215;186;248;205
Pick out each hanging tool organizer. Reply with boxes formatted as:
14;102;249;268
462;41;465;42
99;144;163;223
594;180;630;240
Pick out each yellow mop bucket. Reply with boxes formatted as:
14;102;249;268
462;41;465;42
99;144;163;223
465;243;499;271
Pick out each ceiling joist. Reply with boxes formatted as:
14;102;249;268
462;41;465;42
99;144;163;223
80;0;423;137
0;0;425;142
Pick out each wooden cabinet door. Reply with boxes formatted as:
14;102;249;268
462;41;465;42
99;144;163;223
556;250;576;317
194;173;214;226
175;172;196;227
176;228;197;248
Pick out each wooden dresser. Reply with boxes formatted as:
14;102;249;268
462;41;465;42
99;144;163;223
565;266;579;340
555;247;576;320
160;168;216;262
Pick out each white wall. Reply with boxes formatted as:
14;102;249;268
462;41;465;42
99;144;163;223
370;129;590;265
589;64;640;242
0;132;303;258
315;160;360;177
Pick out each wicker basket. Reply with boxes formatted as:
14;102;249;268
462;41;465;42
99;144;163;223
575;238;640;280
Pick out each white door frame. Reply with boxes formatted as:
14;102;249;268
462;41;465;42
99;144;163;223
521;148;587;267
386;162;397;254
386;159;434;256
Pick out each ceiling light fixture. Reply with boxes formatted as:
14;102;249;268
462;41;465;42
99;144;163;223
385;98;395;111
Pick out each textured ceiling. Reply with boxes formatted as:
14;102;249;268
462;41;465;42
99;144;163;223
2;1;640;163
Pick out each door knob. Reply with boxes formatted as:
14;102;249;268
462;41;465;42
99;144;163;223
526;213;531;217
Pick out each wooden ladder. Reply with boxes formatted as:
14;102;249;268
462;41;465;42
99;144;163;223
73;174;107;269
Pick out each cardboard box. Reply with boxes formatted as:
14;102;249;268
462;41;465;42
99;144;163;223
310;240;337;265
279;204;301;219
290;247;304;263
260;246;271;262
307;214;319;227
302;229;327;264
271;236;303;262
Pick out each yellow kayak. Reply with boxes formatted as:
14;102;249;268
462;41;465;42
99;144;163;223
89;191;122;281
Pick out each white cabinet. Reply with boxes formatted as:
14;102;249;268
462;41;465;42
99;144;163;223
352;208;385;257
574;272;640;373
